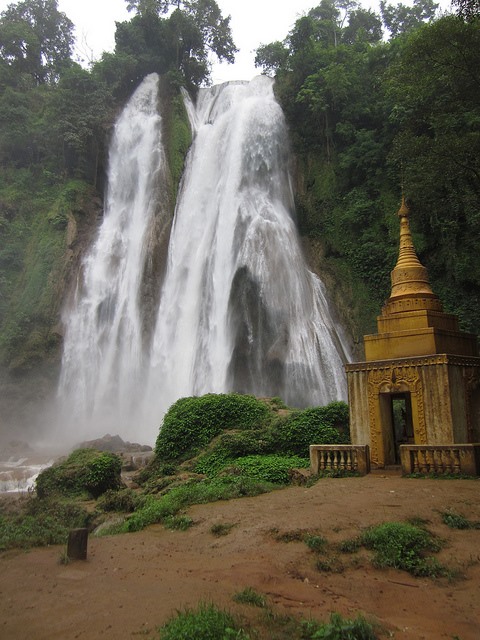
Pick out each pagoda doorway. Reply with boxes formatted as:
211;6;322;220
379;392;414;465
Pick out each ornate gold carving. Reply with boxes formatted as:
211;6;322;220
366;363;427;466
346;354;480;374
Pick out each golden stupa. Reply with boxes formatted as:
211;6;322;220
364;197;477;361
346;198;480;468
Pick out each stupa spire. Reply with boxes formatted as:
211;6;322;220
382;196;442;314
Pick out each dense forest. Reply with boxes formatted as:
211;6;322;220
0;0;479;422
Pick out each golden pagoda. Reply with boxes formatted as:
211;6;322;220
345;198;480;468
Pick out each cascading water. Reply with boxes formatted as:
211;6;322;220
146;76;350;427
58;73;167;441
58;74;351;445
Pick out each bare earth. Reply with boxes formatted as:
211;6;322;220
1;473;479;640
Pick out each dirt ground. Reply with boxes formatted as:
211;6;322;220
1;473;479;640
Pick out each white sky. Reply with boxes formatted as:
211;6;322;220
0;0;453;84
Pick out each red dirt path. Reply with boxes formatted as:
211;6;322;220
1;474;479;639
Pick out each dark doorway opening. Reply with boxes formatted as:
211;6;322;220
379;391;414;465
390;393;414;463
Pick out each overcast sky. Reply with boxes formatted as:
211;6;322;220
0;0;453;84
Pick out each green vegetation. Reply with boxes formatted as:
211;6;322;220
156;603;377;640
155;394;348;472
163;514;194;530
158;602;250;640
275;403;349;456
441;510;480;530
233;587;267;608
305;533;328;553
210;522;236;536
301;612;377;640
255;3;480;339
155;393;271;460
36;448;122;499
0;395;347;545
122;476;276;533
96;487;142;513
355;521;445;577
0;497;90;551
229;455;310;484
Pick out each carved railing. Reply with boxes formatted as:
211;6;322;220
310;445;370;476
400;444;480;476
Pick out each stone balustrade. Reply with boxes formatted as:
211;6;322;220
309;444;370;476
400;444;480;476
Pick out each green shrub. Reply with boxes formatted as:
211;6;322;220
194;450;233;477
163;515;194;531
218;430;273;458
441;510;479;530
155;393;271;460
158;602;250;639
315;556;344;574
232;587;266;607
305;534;328;553
36;449;122;499
0;498;90;550
275;402;349;456
360;521;445;577
210;522;236;536
302;612;376;639
97;488;141;513
232;454;310;484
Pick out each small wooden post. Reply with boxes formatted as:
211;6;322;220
67;528;88;560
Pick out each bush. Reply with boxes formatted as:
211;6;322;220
218;430;273;458
194;450;233;477
0;498;90;551
232;454;310;484
36;449;122;499
232;587;266;607
155;393;271;460
275;402;349;456
441;510;479;530
360;521;445;577
97;488;141;513
302;612;377;639
158;602;250;639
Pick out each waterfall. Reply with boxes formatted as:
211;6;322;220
145;76;350;432
58;73;166;441
58;74;351;445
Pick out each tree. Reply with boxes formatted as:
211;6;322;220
380;0;439;37
122;0;237;86
47;64;113;182
254;41;289;77
386;16;480;331
342;8;383;44
452;0;480;21
0;0;74;84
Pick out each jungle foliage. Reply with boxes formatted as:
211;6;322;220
35;447;123;499
256;1;480;338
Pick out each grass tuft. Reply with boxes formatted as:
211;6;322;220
233;587;267;608
210;522;236;536
157;602;250;639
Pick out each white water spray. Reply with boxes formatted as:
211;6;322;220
145;77;350;427
58;75;351;445
58;73;165;441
